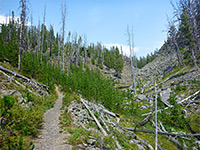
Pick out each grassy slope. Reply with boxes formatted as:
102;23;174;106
0;62;57;149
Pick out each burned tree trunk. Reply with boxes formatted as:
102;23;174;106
167;21;185;67
66;32;71;73
61;2;66;73
41;5;46;62
49;25;54;66
77;36;82;66
127;26;136;95
18;0;27;71
36;19;40;57
84;41;87;65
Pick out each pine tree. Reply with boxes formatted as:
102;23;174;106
49;25;54;66
168;23;185;66
114;47;123;78
180;8;199;70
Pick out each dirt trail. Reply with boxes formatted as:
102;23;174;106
34;86;72;150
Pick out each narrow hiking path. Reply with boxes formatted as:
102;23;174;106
34;86;72;150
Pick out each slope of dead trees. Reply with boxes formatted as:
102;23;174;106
0;65;49;90
68;94;199;149
168;0;200;71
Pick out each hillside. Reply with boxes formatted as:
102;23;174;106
1;47;200;150
1;0;200;149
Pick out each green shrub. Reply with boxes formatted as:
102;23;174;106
160;94;187;129
91;57;95;65
0;93;56;149
103;135;116;150
67;128;91;145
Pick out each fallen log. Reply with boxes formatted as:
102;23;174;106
96;103;120;118
178;90;200;104
80;97;107;136
160;98;173;107
125;128;200;137
94;104;110;132
184;109;200;117
158;144;166;150
112;135;122;149
185;96;198;108
145;68;190;93
102;109;120;118
186;122;200;140
91;102;120;123
152;121;184;150
137;108;154;126
142;107;170;116
0;70;40;96
115;85;129;89
0;65;49;90
158;121;189;150
81;98;122;149
137;114;152;127
137;137;154;150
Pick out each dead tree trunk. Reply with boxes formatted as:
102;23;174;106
36;19;40;57
26;26;30;52
0;65;49;89
49;25;54;66
72;33;78;67
159;121;189;150
174;37;185;67
172;0;199;70
84;35;87;65
137;108;154;127
61;2;66;73
18;0;27;71
125;127;200;137
69;44;74;71
127;26;136;95
57;35;61;65
77;36;82;66
167;21;185;66
80;97;108;136
41;5;46;62
185;0;200;53
67;32;71;73
131;29;136;94
30;13;33;50
155;81;158;150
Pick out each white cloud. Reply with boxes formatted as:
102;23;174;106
0;15;11;24
155;40;165;49
0;15;31;26
103;40;165;57
103;43;140;56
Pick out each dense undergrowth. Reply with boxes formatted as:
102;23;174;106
0;88;57;149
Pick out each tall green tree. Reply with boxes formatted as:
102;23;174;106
180;8;199;70
114;47;123;78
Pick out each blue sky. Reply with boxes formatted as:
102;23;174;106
0;0;177;57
